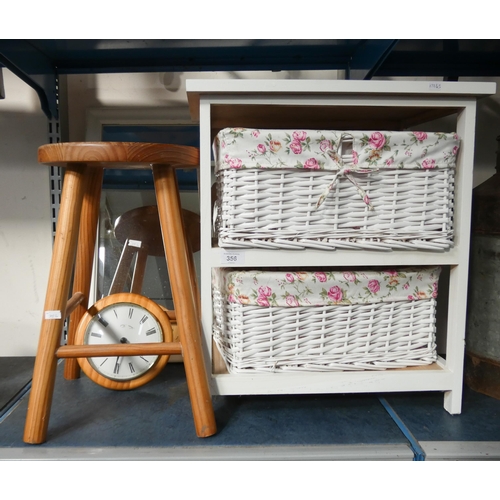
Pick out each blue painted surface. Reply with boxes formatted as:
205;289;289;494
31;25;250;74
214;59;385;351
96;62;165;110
0;363;405;448
2;359;500;450
0;357;33;415
385;390;500;442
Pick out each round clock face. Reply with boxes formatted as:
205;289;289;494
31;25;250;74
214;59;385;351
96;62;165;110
75;293;172;390
85;302;163;381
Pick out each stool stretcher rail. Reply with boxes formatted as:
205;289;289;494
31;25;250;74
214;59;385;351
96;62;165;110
56;342;183;358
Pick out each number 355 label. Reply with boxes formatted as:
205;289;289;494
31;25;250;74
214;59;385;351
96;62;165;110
221;251;245;265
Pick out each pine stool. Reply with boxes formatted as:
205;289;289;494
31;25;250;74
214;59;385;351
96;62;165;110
23;142;216;444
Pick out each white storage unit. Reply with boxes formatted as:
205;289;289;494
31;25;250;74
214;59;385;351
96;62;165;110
187;79;496;414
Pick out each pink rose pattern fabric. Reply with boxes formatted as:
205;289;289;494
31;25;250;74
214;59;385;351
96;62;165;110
214;128;460;173
214;266;441;308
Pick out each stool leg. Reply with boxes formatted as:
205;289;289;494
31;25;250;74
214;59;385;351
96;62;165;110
24;164;87;444
65;168;103;380
153;165;216;438
184;229;201;319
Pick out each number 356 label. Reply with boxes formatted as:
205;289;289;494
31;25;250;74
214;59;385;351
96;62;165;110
221;251;245;265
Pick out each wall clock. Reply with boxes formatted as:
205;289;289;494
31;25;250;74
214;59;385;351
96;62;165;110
74;293;173;390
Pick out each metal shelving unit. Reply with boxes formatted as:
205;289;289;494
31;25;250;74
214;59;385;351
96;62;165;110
2;39;500;119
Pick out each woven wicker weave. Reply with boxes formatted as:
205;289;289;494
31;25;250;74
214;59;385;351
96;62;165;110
213;287;438;373
215;167;455;250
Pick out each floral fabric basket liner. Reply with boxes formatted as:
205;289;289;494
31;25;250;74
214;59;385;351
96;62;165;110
213;128;460;250
212;266;441;373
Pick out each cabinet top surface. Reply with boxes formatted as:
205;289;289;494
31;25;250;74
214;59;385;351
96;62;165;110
186;79;496;98
186;79;496;124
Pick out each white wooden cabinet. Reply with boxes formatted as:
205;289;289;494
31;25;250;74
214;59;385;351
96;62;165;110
186;79;496;414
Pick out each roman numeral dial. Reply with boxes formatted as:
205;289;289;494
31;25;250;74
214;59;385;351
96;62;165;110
75;293;172;389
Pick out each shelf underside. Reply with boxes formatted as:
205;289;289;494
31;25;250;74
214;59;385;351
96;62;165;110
210;104;461;135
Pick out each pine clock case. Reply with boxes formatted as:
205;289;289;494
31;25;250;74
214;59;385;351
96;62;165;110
74;293;173;390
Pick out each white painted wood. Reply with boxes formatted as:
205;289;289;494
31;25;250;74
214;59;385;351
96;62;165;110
443;101;478;414
210;365;454;396
187;79;496;413
199;100;215;372
195;94;489;109
209;247;462;268
187;80;496;120
186;79;496;96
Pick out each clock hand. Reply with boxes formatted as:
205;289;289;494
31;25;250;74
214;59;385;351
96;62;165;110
97;314;123;344
113;338;130;374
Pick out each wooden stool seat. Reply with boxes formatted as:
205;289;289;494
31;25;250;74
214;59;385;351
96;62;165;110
114;205;200;256
38;141;199;168
24;142;216;444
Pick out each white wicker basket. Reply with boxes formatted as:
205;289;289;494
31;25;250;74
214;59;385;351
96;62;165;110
214;129;459;251
212;267;440;373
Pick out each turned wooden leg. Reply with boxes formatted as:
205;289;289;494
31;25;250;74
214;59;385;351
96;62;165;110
24;164;87;444
64;168;103;380
153;165;216;438
185;230;201;320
